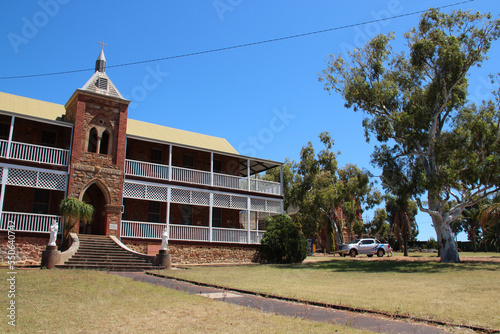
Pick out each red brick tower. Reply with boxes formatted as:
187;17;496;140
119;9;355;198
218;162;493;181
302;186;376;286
64;47;130;236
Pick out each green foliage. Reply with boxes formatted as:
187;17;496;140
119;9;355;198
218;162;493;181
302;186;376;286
263;159;294;212
456;204;482;252
59;197;82;221
259;215;308;264
320;8;500;262
425;238;438;250
59;197;94;239
290;132;381;249
478;195;500;252
385;194;419;255
365;208;391;242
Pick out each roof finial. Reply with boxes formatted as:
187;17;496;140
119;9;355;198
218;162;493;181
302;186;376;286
98;40;107;51
95;40;107;73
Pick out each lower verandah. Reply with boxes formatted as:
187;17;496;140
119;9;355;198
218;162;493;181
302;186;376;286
121;199;270;244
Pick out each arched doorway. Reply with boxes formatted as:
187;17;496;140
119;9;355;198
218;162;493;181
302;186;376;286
80;182;108;235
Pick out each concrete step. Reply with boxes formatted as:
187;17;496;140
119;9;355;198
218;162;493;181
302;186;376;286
56;234;158;271
67;257;149;263
70;253;142;260
64;260;150;266
55;264;160;272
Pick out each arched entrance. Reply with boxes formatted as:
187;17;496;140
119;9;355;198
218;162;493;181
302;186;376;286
80;182;109;235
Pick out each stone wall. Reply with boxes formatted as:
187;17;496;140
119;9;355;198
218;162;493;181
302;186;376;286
0;233;259;266
124;240;259;265
0;234;52;266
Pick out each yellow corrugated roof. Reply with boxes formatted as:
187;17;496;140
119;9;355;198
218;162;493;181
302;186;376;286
127;119;238;154
0;92;66;122
0;92;238;154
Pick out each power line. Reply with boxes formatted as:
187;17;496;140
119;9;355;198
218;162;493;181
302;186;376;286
0;0;475;80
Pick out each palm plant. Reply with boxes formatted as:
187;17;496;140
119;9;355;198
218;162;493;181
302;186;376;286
59;197;94;244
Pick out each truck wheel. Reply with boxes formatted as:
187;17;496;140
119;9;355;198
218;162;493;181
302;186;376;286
377;249;385;257
367;254;373;257
349;249;357;257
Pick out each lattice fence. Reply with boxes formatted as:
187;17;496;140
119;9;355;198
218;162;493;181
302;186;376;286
170;188;210;206
6;168;66;191
123;181;282;213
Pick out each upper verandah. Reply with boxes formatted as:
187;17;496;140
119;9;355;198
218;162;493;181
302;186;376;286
0;91;282;172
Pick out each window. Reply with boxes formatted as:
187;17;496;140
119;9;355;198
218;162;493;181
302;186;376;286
181;205;193;225
33;189;50;214
148;201;161;223
213;159;222;173
41;130;57;147
0;123;10;140
99;129;109;154
150;148;163;164
88;127;98;152
212;208;222;227
122;199;128;219
183;154;194;168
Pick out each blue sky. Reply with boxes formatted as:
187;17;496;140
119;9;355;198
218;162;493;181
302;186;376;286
1;0;498;241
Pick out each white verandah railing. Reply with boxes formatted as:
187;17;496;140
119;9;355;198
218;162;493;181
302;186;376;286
0;139;70;166
0;212;63;233
125;159;281;195
120;220;264;244
0;213;263;244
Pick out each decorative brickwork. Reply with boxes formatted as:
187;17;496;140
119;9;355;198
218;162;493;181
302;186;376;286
65;91;129;236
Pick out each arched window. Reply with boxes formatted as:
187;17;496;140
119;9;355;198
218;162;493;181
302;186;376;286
87;127;98;152
100;129;110;154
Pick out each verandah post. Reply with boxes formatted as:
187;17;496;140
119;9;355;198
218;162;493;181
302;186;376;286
0;167;8;224
5;116;14;159
209;193;213;242
247;197;251;244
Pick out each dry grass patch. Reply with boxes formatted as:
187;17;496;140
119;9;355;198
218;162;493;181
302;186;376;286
0;269;371;333
160;258;500;330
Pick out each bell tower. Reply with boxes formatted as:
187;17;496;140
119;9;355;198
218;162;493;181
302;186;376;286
64;43;130;236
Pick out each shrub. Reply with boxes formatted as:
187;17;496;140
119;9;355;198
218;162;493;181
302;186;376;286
426;237;438;250
259;215;308;263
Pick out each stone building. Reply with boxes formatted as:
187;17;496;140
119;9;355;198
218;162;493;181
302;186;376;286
0;49;284;265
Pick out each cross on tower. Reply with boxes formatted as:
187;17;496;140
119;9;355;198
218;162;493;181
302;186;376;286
98;40;108;51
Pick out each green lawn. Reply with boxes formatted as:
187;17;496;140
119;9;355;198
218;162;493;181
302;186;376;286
158;256;500;330
0;269;371;333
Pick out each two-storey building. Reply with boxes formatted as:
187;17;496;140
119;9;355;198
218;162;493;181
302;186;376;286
0;49;284;265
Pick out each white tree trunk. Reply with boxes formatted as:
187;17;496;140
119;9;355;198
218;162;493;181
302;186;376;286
432;216;460;263
330;217;343;250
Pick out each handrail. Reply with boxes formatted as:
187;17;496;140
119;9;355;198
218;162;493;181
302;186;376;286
120;220;264;244
0;139;69;166
125;159;281;195
0;212;63;233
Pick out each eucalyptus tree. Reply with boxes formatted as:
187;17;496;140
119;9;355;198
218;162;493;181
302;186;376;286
262;159;295;212
320;9;500;262
373;147;421;256
454;204;480;252
385;194;419;256
292;132;381;249
337;164;382;241
365;208;391;242
292;132;343;248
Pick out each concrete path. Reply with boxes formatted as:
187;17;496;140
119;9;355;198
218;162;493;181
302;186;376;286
113;271;451;334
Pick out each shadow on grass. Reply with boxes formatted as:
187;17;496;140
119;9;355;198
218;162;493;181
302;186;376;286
272;258;500;274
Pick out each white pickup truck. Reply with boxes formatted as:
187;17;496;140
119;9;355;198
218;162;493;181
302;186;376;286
339;238;392;257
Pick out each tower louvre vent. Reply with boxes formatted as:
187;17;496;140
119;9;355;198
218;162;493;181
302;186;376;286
96;77;108;90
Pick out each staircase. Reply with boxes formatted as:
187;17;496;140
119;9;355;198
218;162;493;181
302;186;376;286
56;235;159;271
